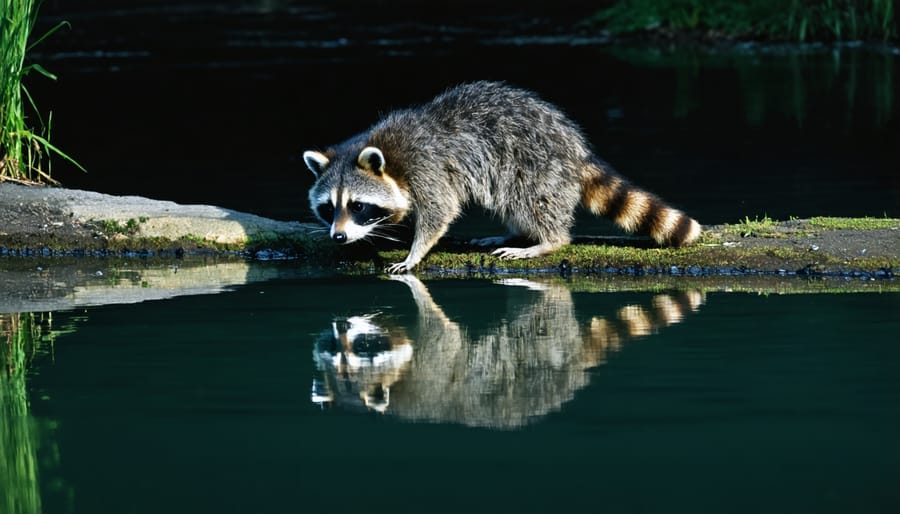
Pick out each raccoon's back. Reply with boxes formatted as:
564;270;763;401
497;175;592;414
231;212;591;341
422;82;590;161
368;82;593;200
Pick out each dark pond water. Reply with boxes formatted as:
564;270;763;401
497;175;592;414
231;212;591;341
2;271;899;513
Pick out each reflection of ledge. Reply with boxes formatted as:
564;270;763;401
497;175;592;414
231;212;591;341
469;273;900;295
66;262;251;307
0;258;302;313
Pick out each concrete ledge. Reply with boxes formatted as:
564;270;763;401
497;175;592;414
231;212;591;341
0;182;321;250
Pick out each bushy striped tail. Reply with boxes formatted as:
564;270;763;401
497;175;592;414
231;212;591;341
581;160;701;247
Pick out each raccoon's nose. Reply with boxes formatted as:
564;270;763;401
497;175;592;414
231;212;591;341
332;231;347;242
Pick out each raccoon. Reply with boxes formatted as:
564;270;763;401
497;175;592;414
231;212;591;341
304;81;701;273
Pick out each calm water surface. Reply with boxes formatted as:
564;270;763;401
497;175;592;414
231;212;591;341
3;270;898;513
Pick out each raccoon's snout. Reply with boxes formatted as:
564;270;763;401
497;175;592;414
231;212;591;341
331;222;371;244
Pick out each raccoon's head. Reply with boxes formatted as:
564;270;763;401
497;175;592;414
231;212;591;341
304;146;410;244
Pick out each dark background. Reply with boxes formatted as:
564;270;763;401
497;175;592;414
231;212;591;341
26;0;900;232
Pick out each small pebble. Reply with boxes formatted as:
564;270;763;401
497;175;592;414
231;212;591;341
559;259;571;278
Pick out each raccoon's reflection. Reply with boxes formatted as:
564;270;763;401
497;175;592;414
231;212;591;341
311;276;704;429
311;314;414;413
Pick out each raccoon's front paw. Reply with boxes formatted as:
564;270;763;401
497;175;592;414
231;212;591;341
385;253;422;274
385;262;411;274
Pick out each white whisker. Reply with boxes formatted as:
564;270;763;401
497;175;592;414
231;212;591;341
366;215;393;226
363;219;406;244
368;232;403;243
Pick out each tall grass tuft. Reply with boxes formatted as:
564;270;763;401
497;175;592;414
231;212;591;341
1;0;81;185
589;0;897;42
782;0;897;42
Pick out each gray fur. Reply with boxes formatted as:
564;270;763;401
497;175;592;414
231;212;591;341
306;81;693;273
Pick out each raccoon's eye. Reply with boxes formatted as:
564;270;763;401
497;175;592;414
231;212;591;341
347;202;390;225
316;203;335;221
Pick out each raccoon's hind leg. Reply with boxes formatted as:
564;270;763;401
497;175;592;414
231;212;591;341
488;221;571;260
488;186;576;259
491;189;578;259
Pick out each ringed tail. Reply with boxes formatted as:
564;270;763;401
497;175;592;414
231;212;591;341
581;161;702;247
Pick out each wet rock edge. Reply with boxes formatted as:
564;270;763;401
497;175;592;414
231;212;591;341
1;183;897;281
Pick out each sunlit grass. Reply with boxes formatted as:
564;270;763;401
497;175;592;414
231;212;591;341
709;215;898;240
716;214;785;238
808;216;899;230
1;0;82;184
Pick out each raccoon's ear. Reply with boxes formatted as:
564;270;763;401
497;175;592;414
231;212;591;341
357;146;385;176
303;151;330;177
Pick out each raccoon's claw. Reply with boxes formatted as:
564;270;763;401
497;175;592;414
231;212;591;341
385;262;411;274
491;247;533;259
491;243;558;260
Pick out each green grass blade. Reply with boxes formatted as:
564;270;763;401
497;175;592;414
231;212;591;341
25;20;70;52
28;132;87;172
22;63;58;81
20;84;46;129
